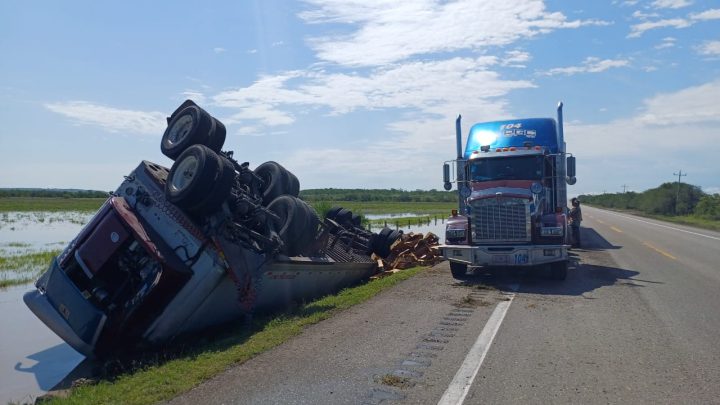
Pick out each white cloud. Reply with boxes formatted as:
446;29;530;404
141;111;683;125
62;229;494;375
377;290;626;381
299;0;610;66
271;41;284;47
655;36;677;49
628;18;692;37
501;50;532;68
181;90;206;104
696;40;720;56
45;101;165;135
629;8;720;37
247;49;258;54
566;80;720;194
542;57;630;75
213;57;532;126
213;47;226;54
632;10;660;19
690;8;720;20
635;79;720;125
651;0;692;9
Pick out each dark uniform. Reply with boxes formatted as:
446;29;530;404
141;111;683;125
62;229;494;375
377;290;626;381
569;199;582;247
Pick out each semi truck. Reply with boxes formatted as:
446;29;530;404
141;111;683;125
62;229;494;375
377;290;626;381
440;102;576;280
24;100;400;358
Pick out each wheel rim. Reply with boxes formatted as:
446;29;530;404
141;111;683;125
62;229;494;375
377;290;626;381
167;115;194;145
169;155;199;194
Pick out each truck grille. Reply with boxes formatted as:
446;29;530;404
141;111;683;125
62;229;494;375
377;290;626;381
470;198;530;243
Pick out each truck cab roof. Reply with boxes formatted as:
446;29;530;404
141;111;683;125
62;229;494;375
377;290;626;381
464;118;559;159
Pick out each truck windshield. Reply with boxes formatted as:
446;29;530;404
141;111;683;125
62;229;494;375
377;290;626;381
469;155;544;181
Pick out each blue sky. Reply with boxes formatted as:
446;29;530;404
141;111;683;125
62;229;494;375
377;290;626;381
1;0;718;196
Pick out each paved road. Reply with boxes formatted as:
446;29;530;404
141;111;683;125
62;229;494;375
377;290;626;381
170;207;720;404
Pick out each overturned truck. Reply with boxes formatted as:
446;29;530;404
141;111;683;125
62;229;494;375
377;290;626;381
24;100;400;358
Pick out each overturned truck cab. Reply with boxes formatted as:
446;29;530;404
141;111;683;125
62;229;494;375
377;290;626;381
24;100;400;358
440;103;577;280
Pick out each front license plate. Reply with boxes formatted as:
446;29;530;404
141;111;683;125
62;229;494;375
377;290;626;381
491;254;509;264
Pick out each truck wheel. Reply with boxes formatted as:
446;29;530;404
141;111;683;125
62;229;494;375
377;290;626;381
325;206;343;220
187;155;236;215
161;106;212;160
255;161;287;205
351;214;362;228
285;170;300;197
292;200;320;254
450;262;469;280
166;145;222;211
207;118;226;153
548;261;568;280
268;195;313;256
335;208;353;225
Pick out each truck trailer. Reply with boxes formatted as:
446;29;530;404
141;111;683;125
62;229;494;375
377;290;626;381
440;103;577;280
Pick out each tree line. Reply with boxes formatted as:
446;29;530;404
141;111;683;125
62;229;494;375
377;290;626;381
579;182;720;220
299;188;457;203
0;188;108;198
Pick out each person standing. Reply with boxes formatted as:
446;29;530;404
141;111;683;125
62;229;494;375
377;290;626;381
569;198;582;247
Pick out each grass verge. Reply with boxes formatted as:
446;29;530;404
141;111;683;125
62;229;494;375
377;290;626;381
46;266;425;405
0;197;106;212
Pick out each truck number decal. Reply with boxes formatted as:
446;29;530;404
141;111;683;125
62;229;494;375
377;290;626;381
514;253;529;265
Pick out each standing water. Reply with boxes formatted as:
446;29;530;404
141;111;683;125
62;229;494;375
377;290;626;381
0;211;91;404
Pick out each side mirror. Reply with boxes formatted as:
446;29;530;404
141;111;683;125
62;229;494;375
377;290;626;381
443;163;452;190
566;156;576;178
566;176;577;185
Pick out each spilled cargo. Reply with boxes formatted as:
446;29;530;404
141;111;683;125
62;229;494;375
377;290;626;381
23;100;401;358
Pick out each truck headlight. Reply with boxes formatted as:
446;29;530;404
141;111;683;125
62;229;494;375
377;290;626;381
540;226;563;237
446;229;466;239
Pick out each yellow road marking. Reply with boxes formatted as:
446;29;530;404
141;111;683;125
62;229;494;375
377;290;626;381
610;226;623;233
597;219;606;225
642;242;677;260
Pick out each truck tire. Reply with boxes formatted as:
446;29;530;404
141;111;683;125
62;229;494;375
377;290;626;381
207;118;226;153
335;209;353;225
166;145;222;211
293;200;320;254
187;154;236;215
325;206;343;220
548;261;568;280
255;161;287;205
450;262;469;280
161;106;212;160
268;195;315;256
285;170;300;197
351;214;362;228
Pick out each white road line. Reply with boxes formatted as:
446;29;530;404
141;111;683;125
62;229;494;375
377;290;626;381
437;285;517;405
592;208;720;241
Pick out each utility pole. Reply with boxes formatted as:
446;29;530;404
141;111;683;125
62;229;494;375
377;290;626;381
673;170;687;214
621;184;628;193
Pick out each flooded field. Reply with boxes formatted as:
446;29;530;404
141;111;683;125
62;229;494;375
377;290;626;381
0;211;92;287
0;211;91;403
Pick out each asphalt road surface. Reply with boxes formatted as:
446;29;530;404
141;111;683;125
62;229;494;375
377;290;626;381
169;206;720;404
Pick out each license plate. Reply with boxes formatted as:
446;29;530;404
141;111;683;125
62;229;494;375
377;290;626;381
514;252;529;265
491;254;509;264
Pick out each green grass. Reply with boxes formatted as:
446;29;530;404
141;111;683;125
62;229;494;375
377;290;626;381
0;250;60;287
308;201;455;215
0;197;106;212
642;214;720;232
45;266;425;404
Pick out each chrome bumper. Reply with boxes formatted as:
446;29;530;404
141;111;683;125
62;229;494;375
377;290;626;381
440;244;568;267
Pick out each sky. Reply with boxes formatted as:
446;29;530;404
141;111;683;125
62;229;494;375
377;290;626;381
0;0;718;196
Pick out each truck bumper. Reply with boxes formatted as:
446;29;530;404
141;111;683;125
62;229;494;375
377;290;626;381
439;244;568;267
